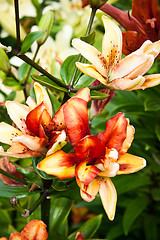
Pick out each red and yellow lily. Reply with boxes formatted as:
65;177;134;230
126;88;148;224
37;88;146;220
0;219;48;240
72;16;160;91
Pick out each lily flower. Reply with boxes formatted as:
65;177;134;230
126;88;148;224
101;0;160;56
72;16;160;91
37;89;146;220
0;219;48;240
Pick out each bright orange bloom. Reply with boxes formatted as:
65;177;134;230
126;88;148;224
37;89;146;220
101;0;160;56
72;16;160;91
0;219;48;240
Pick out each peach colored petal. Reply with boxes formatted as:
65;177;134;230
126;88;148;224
0;122;22;145
5;101;29;134
37;150;75;179
76;177;100;202
34;82;53;117
74;87;91;102
108;75;145;90
97;161;119;177
99;177;117;221
12;135;48;154
143;40;160;58
134;74;160;90
21;219;48;240
75;62;108;85
9;233;27;240
102;15;122;69
119;125;135;155
110;53;154;81
117;153;146;174
26;96;37;111
72;38;108;78
76;160;100;185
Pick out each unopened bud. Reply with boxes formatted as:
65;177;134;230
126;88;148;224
10;197;26;215
89;0;108;9
37;10;54;45
0;48;11;73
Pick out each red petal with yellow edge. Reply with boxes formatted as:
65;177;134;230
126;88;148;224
26;102;45;138
37;150;75;179
9;233;27;240
99;177;117;221
98;113;127;152
76;177;99;202
119;125;135;156
21;219;48;240
117;153;146;175
63;98;90;148
76;160;100;185
53;88;91;132
75;135;105;165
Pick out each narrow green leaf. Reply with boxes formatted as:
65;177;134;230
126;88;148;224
68;214;102;240
91;90;109;100
155;124;160;141
50;197;72;231
144;98;160;111
80;31;95;44
144;214;158;240
74;75;95;88
31;74;68;93
123;196;150;235
3;77;23;90
20;31;45;54
60;55;82;85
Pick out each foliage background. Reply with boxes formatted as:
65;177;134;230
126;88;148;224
0;0;160;239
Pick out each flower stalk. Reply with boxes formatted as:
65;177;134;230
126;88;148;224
14;0;21;52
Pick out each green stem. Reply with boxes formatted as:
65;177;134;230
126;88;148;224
41;192;50;231
0;169;27;185
11;50;68;89
68;7;97;90
14;0;21;52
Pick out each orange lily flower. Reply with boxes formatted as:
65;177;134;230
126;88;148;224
72;15;160;91
37;89;146;220
101;0;160;56
0;219;48;240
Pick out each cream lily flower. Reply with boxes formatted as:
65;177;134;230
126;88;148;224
72;15;160;91
0;82;66;158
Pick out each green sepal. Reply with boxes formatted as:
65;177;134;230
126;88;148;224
80;31;95;45
91;90;109;100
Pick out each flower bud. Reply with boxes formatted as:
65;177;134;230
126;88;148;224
0;49;11;73
89;0;108;9
37;10;54;45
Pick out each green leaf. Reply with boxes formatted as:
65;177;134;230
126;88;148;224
3;77;23;90
144;214;158;240
20;31;45;54
17;168;43;188
31;74;68;93
123;196;150;235
106;223;123;240
91;90;109;100
74;74;95;88
60;55;82;85
50;197;72;231
68;214;102;240
155;124;160;141
80;31;95;44
0;179;38;198
144;98;160;111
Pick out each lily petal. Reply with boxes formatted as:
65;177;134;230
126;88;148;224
37;150;75;179
26;96;37;110
133;74;160;90
12;135;48;154
0;122;22;145
6;101;29;134
119;125;135;155
99;177;117;221
72;38;108;78
108;75;145;90
9;233;27;240
75;135;105;165
117;153;146;174
102;15;122;68
21;219;48;240
97;112;127;152
34;82;53;118
75;87;91;102
75;62;108;85
110;53;154;81
97;161;119;177
63;97;90;148
76;160;100;185
76;177;100;202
